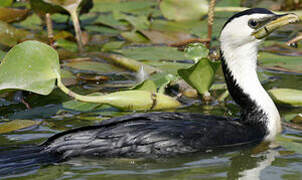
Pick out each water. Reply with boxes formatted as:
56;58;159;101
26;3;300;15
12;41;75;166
0;68;302;179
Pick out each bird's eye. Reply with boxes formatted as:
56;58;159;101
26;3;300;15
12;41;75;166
248;19;258;28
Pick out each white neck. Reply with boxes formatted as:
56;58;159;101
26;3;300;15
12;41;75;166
221;41;281;141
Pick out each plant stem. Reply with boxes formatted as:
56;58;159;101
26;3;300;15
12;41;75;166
214;7;248;12
91;52;161;74
45;13;54;47
207;0;216;48
69;10;84;53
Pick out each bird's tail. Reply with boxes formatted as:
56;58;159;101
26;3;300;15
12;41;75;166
0;145;61;176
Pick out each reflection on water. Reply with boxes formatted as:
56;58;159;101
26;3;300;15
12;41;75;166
1;142;302;179
0;67;301;179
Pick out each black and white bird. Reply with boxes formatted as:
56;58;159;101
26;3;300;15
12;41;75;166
0;8;299;174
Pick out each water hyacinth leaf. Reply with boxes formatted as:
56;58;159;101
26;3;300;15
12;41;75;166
0;120;40;134
87;90;181;111
0;8;30;23
57;76;181;111
113;11;150;31
259;52;302;73
0;40;60;95
115;46;187;61
55;39;78;52
291;113;302;124
160;0;208;21
268;88;302;107
140;30;194;45
150;72;177;93
92;1;156;13
0;0;13;7
63;92;103;111
0;50;5;60
185;43;209;63
178;58;219;95
0;21;33;47
276;135;302;153
132;79;157;92
121;31;149;43
102;41;125;52
63;60;125;74
146;61;191;75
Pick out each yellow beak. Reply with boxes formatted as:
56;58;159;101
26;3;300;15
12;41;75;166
253;13;299;39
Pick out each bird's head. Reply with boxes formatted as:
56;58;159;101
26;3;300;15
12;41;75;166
220;8;299;49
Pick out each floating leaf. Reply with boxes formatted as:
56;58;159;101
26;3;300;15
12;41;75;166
0;40;60;95
178;58;219;95
132;79;157;92
259;52;302;73
184;43;209;62
113;11;150;31
115;46;187;61
92;1;156;14
291;113;302;124
268;88;302;107
0;0;12;7
276;134;302;154
63;92;103;111
63;60;125;74
57;75;181;111
159;0;208;21
55;39;78;52
82;90;182;111
0;21;33;47
102;41;125;52
0;120;39;134
150;72;177;93
145;61;191;75
0;8;30;23
140;30;194;45
0;50;5;60
120;31;149;43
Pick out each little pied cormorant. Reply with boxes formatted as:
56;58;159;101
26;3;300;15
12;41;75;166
0;8;299;174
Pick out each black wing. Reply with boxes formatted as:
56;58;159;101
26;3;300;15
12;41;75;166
42;112;265;159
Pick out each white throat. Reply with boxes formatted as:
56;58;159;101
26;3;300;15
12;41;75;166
220;40;281;141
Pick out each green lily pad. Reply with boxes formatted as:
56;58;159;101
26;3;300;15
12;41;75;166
0;40;60;95
276;134;302;154
150;72;177;93
92;1;156;13
63;60;125;74
0;0;12;7
0;119;40;134
145;61;191;75
159;0;208;21
132;79;157;92
63;92;103;111
102;41;125;52
120;31;149;43
113;11;150;31
55;39;78;52
115;46;187;61
85;90;181;111
178;58;219;95
0;21;33;47
0;8;30;23
0;50;5;60
268;88;302;107
259;52;302;73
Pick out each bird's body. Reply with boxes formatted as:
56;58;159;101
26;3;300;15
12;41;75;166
0;8;299;175
42;112;265;159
